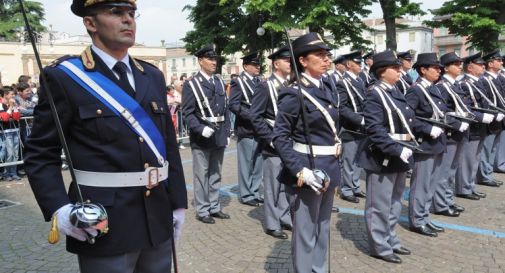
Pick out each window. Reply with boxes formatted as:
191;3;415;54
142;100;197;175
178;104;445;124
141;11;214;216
182;58;186;67
409;32;415;42
438;47;446;56
454;47;461;56
377;34;383;45
172;59;176;67
439;27;448;36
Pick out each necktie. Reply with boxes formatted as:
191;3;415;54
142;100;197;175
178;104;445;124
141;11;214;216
113;61;135;97
253;77;260;85
209;76;215;87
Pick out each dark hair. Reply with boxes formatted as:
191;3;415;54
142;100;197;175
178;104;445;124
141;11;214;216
180;74;187;80
415;66;427;76
2;86;14;97
16;82;30;92
375;67;388;79
18;75;30;84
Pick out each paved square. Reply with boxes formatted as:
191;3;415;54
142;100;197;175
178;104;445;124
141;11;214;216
0;140;504;273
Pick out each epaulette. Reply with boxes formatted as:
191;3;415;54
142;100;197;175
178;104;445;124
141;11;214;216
134;58;159;74
300;77;311;87
48;55;77;67
79;46;95;70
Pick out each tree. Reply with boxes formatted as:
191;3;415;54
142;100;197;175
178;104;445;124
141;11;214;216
0;1;46;41
375;0;425;51
426;0;505;52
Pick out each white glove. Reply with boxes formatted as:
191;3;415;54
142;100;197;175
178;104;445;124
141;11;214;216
55;204;98;242
496;113;505;122
482;113;494;124
173;208;186;241
360;118;365;126
226;137;230;147
301;167;322;194
201;126;215;138
458;122;469;132
430;126;444;139
270;141;275;149
399;147;413;163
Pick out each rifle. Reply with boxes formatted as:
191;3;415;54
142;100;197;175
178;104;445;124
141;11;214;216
416;116;456;130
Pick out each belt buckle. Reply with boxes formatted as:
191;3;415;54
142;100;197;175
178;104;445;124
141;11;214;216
147;168;159;189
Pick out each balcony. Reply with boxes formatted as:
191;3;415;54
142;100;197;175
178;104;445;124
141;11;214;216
434;35;465;46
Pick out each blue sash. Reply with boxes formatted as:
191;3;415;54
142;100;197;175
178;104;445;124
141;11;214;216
57;58;166;161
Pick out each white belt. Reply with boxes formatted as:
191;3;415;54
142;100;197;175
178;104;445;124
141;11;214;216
74;162;169;188
293;142;339;156
389;133;412;141
205;116;225;122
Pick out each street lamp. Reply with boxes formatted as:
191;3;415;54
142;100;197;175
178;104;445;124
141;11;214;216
256;26;266;37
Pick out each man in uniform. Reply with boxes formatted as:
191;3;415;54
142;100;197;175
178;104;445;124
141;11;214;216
24;1;187;272
477;49;505;188
396;51;414;95
250;46;292;239
182;45;231;224
359;50;375;88
336;51;367;203
332;55;347;81
229;52;264;207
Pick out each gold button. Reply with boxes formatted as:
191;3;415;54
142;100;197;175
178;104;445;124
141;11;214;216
139;137;144;143
144;163;150;169
96;109;102;115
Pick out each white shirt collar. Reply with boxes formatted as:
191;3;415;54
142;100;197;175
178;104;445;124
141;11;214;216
381;81;394;90
443;74;456;85
301;73;320;88
486;70;498;79
273;73;287;84
92;45;132;73
346;71;358;80
199;70;212;81
466;73;479;81
243;71;254;81
420;77;432;87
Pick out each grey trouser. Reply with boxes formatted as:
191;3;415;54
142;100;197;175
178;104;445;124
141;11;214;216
494;130;505;172
365;171;406;257
432;140;463;212
263;156;291;230
340;139;362;197
409;153;443;227
78;238;172;273
456;139;483;194
477;133;497;183
192;147;225;217
237;137;264;202
286;185;334;273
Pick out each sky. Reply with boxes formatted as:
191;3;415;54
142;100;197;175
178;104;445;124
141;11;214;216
37;1;445;47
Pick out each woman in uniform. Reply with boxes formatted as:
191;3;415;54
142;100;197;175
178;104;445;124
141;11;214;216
272;33;341;273
357;50;420;264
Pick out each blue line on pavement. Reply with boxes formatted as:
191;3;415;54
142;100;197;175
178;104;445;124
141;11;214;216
181;148;237;165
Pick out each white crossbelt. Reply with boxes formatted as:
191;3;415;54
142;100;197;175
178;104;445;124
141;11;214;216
74;162;169;188
293;142;340;156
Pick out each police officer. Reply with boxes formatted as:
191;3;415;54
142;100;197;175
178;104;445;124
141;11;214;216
357;50;417;264
182;45;231;224
332;55;347;81
273;33;341;273
24;1;187;272
360;50;375;88
431;52;473;216
229;52;264;207
396;51;414;95
337;51;367;203
456;52;498;200
250;45;292;239
477;49;505;187
405;53;453;237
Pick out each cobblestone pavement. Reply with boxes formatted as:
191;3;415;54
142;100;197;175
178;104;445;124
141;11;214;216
1;139;504;273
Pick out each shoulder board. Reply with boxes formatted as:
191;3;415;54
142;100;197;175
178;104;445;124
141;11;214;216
80;46;95;70
48;55;77;67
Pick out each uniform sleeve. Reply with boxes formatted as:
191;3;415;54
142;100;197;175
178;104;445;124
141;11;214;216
336;80;363;125
228;79;251;121
250;82;273;144
272;89;304;176
364;91;403;157
181;80;206;135
24;68;73;221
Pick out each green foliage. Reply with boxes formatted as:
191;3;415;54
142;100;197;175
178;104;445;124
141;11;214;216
0;1;46;41
427;0;505;52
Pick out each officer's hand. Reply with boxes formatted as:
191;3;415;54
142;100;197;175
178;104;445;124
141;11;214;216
399;147;413;163
496;113;505;122
482;113;494;124
172;208;186;242
55;204;98;242
226;137;230;147
458;122;469;132
360;118;365;126
430;126;444;139
301;167;323;194
201;126;215;138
